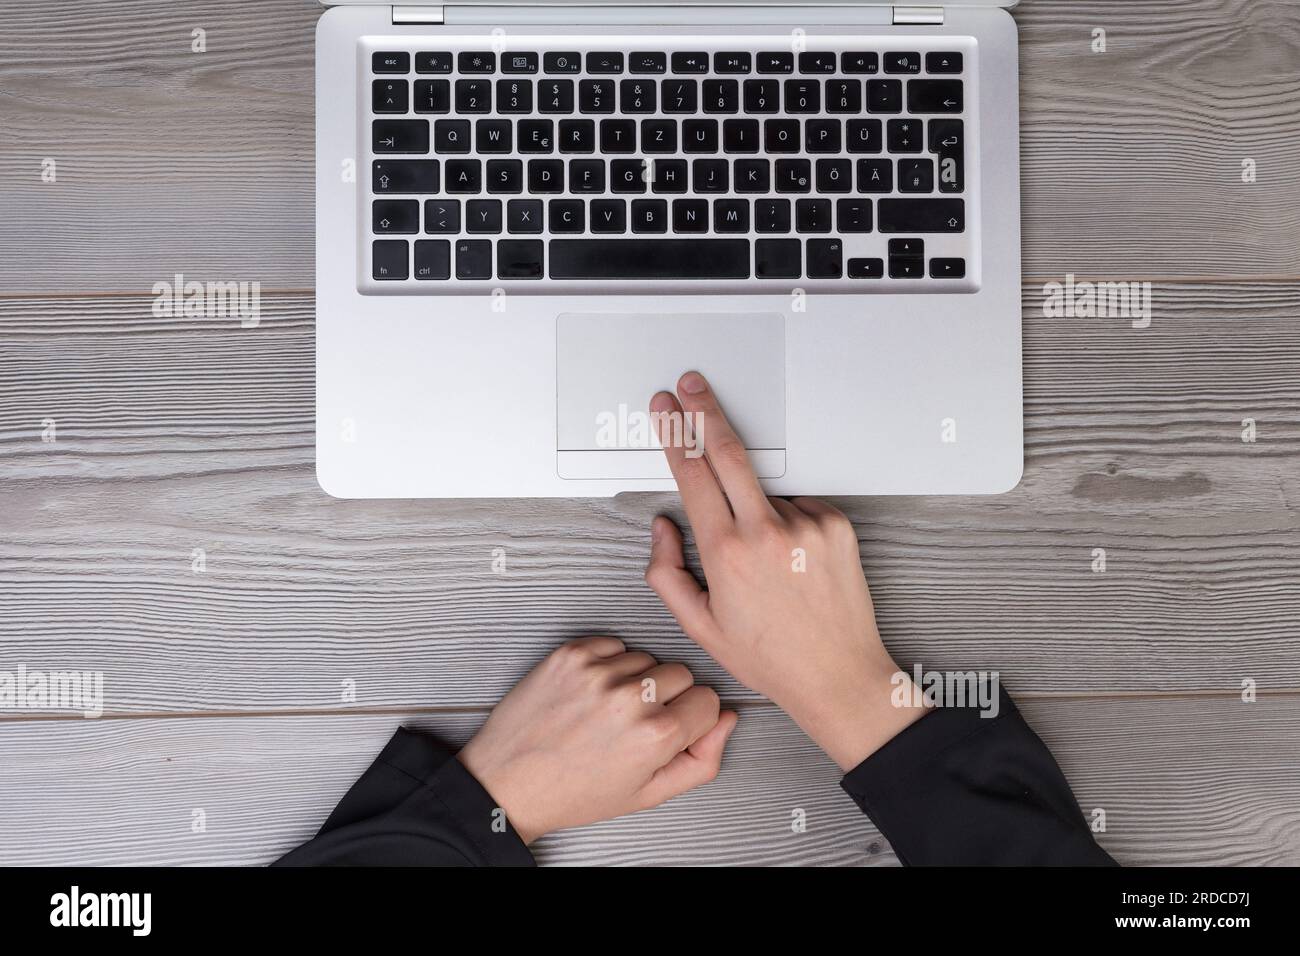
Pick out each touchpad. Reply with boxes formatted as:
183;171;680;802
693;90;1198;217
556;312;786;480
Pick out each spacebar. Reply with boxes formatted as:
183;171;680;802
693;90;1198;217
549;239;751;279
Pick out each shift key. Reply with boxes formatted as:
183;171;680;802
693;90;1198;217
878;198;964;233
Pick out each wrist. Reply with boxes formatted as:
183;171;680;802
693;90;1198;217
456;743;545;845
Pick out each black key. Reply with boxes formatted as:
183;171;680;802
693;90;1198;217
414;239;451;279
641;119;678;153
458;52;495;74
456;239;492;279
815;159;852;193
630;52;667;74
413;79;450;113
611;159;648;193
692;159;729;193
842;52;879;75
586;52;624;74
671;52;709;74
415;52;453;74
926;52;963;74
373;79;408;113
444;159;481;193
928;118;965;193
498;240;544;279
631;199;668;233
908;79;963;114
755;199;791;233
518;119;554;152
857;158;893;192
826;79;861;114
847;118;882;153
373;52;409;74
662;79;699;113
784;80;820;113
373;119;429;153
887;118;923;152
651;159;688;193
433;119;470;153
507;199;543;233
878;198;964;233
496;78;533;113
570;159;606;193
898;158;934;192
867;79;902;113
714;198;750;233
807;238;843;278
756;51;794;74
805;119;842;153
591;199;627;233
735;158;770;193
373;160;439;194
775;158;811;193
539;79;575;113
560;119;597;153
848;257;883;278
743;79;780;113
884;52;921;74
424;199;460;233
673;199;709;233
715;53;752;74
889;238;924;256
798;52;836;74
549;199;585;233
764;119;800;152
373;199;419;234
621;79;657;113
372;239;408;279
502;52;539;75
837;198;872;233
455;79;491;113
550;239;749;278
476;119;513;153
723;118;760;153
486;159;523;193
888;256;924;278
579;79;615;113
796;198;832;233
528;159;564;192
755;239;800;278
930;257;966;278
600;119;637;153
682;119;719;153
544;52;581;74
703;80;739;114
466;199;503;233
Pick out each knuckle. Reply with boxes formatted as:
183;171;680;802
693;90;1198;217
709;434;748;469
642;712;683;749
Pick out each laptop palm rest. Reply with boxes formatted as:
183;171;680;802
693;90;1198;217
556;312;786;480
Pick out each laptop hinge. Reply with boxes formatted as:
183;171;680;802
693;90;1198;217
394;5;445;24
893;6;943;24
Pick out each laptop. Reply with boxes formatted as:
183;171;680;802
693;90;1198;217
315;0;1022;498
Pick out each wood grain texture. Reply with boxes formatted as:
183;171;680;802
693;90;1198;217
0;696;1295;867
1;0;1299;291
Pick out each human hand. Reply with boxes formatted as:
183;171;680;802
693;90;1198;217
457;637;737;844
644;371;928;771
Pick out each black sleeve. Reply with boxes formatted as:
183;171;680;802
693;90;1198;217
273;727;535;867
840;685;1116;866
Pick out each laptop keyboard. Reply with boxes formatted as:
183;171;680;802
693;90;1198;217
363;38;975;292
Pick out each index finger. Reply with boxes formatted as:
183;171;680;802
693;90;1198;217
650;388;733;542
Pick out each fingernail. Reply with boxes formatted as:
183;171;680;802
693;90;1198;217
680;371;707;394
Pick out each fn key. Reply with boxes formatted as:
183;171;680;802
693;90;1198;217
373;239;408;280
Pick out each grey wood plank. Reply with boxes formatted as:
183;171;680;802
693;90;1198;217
0;696;1295;866
1;285;1297;711
1;0;1298;291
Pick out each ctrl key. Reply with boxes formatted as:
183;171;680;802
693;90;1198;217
455;239;493;279
414;240;450;280
372;239;408;280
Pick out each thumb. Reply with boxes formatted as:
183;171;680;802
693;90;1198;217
644;515;717;642
637;710;739;808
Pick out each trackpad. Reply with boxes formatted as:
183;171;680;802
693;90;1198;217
557;312;786;480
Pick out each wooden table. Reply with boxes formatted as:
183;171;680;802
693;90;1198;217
1;0;1297;865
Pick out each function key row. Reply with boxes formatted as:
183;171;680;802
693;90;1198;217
374;50;963;76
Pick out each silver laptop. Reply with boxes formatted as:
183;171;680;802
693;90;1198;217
315;0;1022;497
